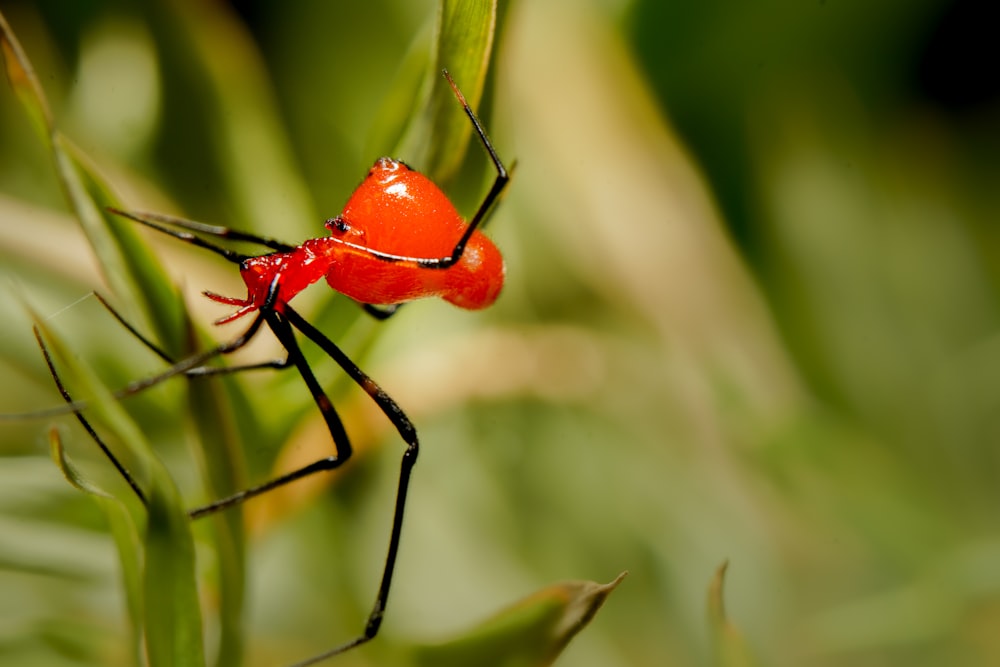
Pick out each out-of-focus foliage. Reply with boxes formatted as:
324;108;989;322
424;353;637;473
2;0;998;666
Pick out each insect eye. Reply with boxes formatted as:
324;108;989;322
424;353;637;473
325;216;351;235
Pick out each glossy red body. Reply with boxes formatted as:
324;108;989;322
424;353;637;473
208;158;504;324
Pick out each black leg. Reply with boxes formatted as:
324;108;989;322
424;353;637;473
185;309;354;518
95;292;291;377
34;327;147;507
31;306;270;501
15;308;272;420
180;303;419;662
47;287;418;661
281;304;418;664
362;303;403;321
92;298;418;663
431;68;511;267
112;309;268;398
94;292;173;364
28;277;282;501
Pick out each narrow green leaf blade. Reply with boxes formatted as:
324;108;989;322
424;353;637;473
1;8;184;355
708;562;757;667
165;0;316;239
59;137;186;355
49;427;146;666
34;317;205;667
396;0;498;181
412;573;626;667
143;473;205;667
0;9;53;147
187;377;248;667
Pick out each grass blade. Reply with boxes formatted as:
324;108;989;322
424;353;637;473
187;377;248;667
34;316;205;667
395;0;498;181
49;427;145;666
412;573;626;667
708;562;757;667
0;8;184;354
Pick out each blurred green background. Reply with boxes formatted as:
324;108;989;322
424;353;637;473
2;0;999;666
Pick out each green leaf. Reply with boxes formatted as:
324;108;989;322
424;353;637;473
186;377;248;667
396;0;498;182
708;562;757;667
164;0;317;240
0;8;184;355
5;10;246;664
34;317;205;667
49;427;146;666
412;572;626;667
0;9;52;144
142;473;205;667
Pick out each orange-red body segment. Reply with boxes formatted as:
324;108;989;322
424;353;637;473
207;158;504;323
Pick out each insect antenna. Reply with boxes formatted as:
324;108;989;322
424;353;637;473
107;208;298;265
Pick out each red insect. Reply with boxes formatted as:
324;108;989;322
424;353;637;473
32;69;510;666
208;155;506;323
